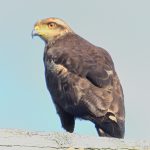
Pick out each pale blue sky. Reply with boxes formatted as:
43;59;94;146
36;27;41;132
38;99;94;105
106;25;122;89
0;0;150;139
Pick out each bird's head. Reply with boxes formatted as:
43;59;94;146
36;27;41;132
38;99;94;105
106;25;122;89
32;18;73;43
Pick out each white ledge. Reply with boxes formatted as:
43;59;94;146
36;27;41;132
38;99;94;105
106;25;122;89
0;129;150;150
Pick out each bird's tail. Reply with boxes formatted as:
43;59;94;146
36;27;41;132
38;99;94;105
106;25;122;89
94;112;125;138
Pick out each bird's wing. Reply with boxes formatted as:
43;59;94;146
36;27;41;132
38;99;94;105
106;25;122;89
86;65;113;88
85;47;114;88
45;34;114;89
85;65;114;113
48;50;114;89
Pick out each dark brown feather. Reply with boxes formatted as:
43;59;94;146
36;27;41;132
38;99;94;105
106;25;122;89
44;33;125;138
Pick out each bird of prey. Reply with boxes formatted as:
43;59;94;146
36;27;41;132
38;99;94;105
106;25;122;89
32;18;125;138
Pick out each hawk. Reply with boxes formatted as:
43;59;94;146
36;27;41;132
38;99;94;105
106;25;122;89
32;18;125;138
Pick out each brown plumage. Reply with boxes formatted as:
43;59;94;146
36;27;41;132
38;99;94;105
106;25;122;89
32;18;125;138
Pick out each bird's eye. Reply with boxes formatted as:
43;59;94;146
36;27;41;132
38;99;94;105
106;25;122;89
48;22;56;28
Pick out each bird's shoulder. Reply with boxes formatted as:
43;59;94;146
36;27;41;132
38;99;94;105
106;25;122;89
44;33;115;88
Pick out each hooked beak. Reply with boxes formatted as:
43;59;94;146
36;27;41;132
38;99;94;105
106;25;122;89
31;29;39;39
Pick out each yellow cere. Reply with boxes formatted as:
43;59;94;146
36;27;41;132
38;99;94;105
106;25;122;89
34;26;40;31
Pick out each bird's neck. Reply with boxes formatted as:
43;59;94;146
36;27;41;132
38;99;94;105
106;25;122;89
46;32;74;45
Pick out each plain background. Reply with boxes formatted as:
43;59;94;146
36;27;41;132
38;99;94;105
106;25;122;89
0;0;150;139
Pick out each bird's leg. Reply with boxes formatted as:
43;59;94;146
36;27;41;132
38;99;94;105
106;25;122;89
55;104;75;133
